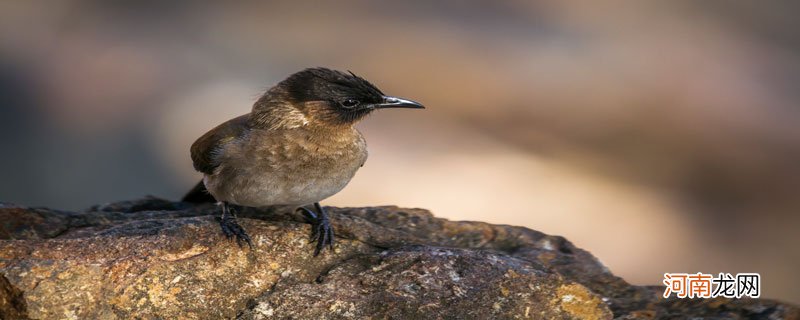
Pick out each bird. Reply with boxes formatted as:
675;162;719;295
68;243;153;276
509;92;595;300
181;67;424;256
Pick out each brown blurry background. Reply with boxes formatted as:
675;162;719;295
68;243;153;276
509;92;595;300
1;1;798;303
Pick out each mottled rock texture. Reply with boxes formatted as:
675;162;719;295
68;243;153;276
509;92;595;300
0;197;797;319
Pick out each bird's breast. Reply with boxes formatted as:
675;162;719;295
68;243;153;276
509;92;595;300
205;127;367;207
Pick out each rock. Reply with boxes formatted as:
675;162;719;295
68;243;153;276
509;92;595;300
0;198;797;319
240;247;610;320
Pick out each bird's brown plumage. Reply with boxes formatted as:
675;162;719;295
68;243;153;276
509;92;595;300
194;112;368;207
183;67;423;254
190;114;250;175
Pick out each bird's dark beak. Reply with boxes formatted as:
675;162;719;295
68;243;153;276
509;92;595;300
375;96;425;109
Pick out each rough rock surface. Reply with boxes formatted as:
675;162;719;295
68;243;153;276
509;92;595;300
0;197;797;319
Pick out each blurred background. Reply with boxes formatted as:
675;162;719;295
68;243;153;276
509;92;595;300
1;0;798;303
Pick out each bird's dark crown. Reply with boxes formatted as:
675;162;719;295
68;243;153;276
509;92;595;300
254;67;423;127
281;67;385;106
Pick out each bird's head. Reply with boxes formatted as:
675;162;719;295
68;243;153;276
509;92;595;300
254;68;424;128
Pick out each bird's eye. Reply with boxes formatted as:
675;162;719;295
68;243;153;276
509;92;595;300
340;99;360;108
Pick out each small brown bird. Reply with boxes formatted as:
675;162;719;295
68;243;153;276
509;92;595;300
182;68;424;255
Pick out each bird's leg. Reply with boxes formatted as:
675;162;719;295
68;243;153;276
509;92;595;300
219;201;253;248
296;202;334;256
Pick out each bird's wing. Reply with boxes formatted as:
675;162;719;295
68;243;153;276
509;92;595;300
190;114;250;175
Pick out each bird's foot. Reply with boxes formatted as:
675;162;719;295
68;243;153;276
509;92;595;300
219;209;253;249
297;203;334;256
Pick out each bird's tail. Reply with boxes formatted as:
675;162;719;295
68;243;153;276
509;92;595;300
181;180;217;203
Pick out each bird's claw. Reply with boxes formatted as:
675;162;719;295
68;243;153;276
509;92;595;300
220;216;253;249
297;205;334;256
